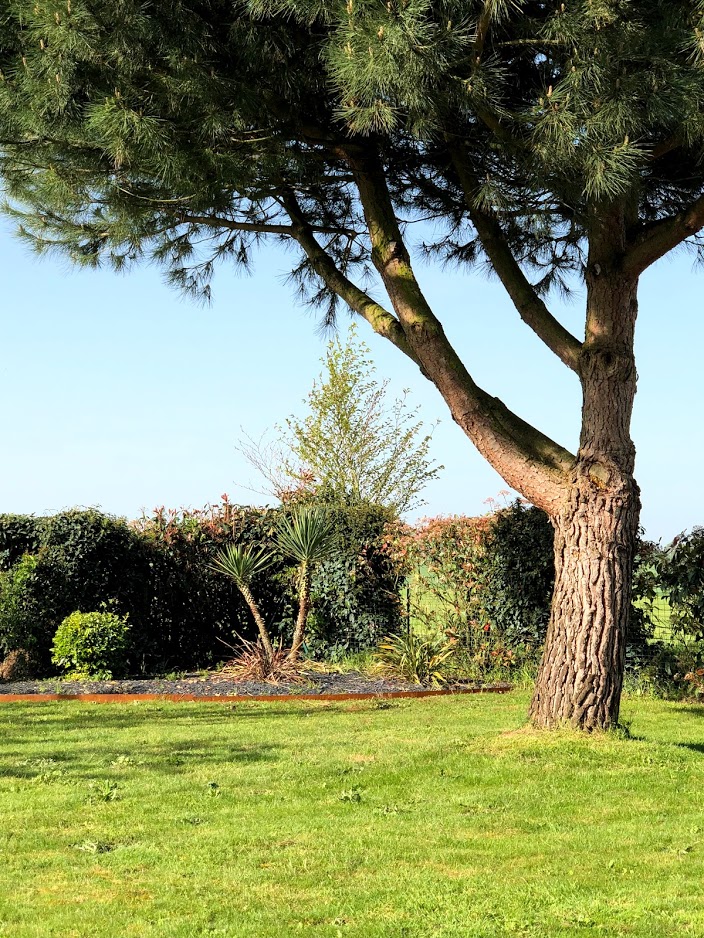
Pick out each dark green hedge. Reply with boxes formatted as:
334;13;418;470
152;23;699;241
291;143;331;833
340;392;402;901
0;500;400;674
476;503;555;650
305;502;401;658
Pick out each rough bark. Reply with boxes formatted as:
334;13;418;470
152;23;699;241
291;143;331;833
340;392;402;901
529;472;640;729
239;584;275;666
531;214;641;729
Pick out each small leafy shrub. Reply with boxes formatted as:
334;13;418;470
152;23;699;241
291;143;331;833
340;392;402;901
51;609;131;679
684;668;704;697
373;630;455;686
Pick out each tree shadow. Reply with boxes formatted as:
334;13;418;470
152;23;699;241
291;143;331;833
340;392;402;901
0;697;393;739
0;698;390;779
675;742;704;755
673;704;704;719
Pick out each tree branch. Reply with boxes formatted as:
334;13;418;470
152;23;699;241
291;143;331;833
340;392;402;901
280;191;419;363
447;141;583;372
337;143;574;513
177;211;354;238
622;192;704;276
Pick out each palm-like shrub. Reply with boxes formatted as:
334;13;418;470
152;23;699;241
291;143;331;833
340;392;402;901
374;630;456;687
276;507;335;662
209;545;274;667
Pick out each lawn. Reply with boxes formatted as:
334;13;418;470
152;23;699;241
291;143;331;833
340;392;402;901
0;692;702;938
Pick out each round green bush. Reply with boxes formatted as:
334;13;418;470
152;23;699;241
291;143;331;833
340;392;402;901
51;609;131;679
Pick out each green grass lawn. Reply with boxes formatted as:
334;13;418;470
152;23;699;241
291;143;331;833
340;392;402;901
1;693;703;938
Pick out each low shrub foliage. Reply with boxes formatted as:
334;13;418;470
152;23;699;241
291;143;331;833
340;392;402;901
51;608;131;679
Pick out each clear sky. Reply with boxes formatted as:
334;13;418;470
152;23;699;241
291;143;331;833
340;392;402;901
1;221;701;543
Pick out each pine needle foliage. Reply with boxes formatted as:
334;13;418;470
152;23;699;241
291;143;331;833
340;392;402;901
1;1;704;298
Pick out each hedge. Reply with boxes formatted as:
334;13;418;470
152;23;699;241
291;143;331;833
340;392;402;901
0;499;400;675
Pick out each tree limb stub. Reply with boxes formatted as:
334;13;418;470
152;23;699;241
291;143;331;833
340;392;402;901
623;192;704;276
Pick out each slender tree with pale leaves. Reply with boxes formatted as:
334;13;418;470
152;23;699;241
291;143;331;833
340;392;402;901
240;326;440;514
2;0;704;728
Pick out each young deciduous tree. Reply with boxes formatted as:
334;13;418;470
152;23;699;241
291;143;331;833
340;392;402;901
240;327;440;514
2;0;704;728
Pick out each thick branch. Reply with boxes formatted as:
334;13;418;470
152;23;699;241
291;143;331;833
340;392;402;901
448;142;582;372
473;1;493;60
338;144;574;513
623;192;704;276
281;192;418;362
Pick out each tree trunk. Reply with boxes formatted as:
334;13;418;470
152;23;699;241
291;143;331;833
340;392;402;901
288;564;311;662
531;221;640;730
530;471;640;729
239;584;275;667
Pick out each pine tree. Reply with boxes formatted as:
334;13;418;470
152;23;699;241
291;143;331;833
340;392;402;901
2;0;704;728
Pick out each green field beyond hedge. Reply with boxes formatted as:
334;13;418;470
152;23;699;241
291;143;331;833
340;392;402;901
1;693;703;938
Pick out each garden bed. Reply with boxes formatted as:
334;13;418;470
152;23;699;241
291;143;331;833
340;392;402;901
0;669;512;702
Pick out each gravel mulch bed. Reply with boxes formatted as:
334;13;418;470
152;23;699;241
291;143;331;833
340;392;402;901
0;670;463;698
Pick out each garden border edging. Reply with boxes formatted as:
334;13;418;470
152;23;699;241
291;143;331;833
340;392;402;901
0;685;513;704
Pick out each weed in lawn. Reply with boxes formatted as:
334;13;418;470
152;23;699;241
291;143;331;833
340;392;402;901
73;840;117;854
86;780;120;803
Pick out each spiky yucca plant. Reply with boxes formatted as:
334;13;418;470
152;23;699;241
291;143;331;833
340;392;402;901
209;545;274;668
276;507;335;662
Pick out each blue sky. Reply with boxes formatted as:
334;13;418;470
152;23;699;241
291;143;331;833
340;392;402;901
1;222;701;543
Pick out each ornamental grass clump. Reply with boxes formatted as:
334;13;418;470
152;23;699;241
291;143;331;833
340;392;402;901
221;637;305;685
373;629;456;687
51;609;131;680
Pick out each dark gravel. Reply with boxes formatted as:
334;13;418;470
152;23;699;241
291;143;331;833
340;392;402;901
0;670;438;697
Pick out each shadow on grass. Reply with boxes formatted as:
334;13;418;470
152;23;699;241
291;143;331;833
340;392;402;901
675;742;704;755
0;737;284;781
0;699;411;779
0;697;407;733
673;704;704;719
